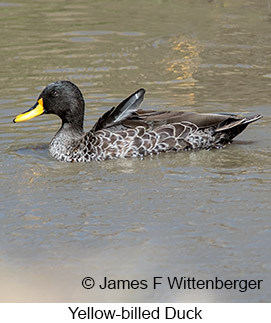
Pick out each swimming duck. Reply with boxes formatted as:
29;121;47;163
13;81;262;162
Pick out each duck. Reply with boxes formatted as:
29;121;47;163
13;81;262;162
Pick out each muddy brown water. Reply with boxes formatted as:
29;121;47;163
0;0;270;302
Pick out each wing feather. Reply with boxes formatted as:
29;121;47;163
93;89;145;131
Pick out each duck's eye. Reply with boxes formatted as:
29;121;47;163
51;90;59;98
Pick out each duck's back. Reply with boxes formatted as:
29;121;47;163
83;105;261;161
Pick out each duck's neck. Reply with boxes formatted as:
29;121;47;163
49;121;85;162
60;121;84;136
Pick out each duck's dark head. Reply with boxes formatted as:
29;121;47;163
13;81;85;132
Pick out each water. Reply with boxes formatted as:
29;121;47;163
0;0;270;302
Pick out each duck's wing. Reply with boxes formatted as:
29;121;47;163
121;110;262;144
93;89;262;141
92;88;145;131
134;111;240;129
125;110;261;131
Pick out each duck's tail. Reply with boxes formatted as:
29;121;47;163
215;114;262;142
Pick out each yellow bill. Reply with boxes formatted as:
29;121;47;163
13;98;45;123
